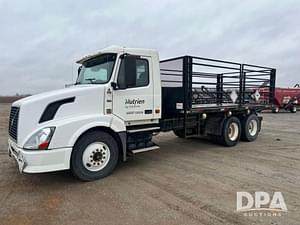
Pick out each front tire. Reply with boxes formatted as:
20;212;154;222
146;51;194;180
71;131;119;181
241;114;260;142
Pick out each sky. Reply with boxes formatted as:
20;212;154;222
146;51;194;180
0;0;299;95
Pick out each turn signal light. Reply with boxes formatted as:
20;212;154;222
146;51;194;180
38;141;50;150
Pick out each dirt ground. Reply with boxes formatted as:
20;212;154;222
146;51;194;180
0;103;299;225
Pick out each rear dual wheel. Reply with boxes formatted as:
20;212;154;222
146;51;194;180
175;114;260;146
215;114;260;146
241;114;260;142
218;116;241;147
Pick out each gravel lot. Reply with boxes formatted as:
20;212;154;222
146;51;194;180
0;103;299;225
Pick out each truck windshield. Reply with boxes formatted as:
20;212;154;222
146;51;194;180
76;53;117;84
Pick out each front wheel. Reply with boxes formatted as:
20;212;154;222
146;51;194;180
71;131;119;181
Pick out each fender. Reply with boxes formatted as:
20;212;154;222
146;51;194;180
30;114;128;171
67;115;127;161
67;114;126;147
43;114;126;150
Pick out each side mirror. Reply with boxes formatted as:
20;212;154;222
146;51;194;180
123;55;137;88
114;55;137;90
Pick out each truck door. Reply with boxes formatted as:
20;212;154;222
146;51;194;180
112;55;154;122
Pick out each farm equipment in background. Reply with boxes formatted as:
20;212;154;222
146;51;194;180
269;84;300;113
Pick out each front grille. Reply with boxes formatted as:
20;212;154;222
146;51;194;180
8;106;20;142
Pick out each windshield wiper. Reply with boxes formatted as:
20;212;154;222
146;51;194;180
85;78;97;84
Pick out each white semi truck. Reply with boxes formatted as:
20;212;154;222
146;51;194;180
8;46;276;181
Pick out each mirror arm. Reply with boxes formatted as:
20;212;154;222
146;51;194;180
111;82;118;90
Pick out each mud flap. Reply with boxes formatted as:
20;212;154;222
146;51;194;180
205;116;226;136
258;116;263;132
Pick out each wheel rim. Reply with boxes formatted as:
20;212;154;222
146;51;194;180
82;142;111;172
248;119;258;136
228;122;239;141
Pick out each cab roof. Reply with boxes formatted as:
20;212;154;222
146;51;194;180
76;45;158;64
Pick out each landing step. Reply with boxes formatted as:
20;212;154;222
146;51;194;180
131;145;160;154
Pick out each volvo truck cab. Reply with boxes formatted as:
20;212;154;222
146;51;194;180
8;46;162;180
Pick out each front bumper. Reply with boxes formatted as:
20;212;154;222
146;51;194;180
8;139;72;173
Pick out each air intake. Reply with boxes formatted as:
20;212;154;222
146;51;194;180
8;106;20;142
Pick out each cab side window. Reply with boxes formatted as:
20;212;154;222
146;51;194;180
136;59;149;87
117;58;149;88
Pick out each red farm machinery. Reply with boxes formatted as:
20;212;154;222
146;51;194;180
260;84;300;113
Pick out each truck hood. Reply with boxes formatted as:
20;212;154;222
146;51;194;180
12;85;106;146
13;85;102;107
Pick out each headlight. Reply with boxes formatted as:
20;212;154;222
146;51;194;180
24;127;55;150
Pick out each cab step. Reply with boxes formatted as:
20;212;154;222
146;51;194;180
127;126;160;133
130;145;160;154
